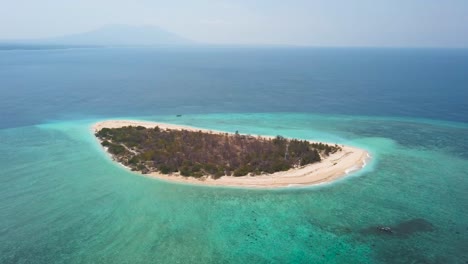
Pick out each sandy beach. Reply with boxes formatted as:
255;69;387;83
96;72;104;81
92;120;370;188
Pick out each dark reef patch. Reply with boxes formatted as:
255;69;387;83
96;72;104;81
361;218;434;238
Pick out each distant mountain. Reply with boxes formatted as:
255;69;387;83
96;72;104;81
6;25;192;46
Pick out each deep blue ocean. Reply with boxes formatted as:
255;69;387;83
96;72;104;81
0;46;467;263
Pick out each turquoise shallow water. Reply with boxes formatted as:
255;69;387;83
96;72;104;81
1;113;467;263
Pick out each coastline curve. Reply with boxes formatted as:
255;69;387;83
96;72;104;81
92;120;371;188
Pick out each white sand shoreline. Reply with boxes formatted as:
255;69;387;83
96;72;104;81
92;120;370;188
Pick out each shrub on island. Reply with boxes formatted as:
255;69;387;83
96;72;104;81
95;126;341;178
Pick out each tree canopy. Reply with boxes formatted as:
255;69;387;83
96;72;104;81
95;126;341;178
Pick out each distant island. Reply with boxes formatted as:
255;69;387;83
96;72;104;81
93;120;370;188
0;24;192;47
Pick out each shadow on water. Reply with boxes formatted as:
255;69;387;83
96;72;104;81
359;218;447;263
361;218;435;238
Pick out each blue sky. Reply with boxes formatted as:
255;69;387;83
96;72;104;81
1;0;467;47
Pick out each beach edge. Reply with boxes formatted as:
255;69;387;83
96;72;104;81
92;119;371;188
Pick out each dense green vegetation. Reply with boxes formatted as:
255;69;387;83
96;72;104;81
95;126;341;178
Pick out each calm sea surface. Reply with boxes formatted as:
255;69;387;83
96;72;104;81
0;47;467;263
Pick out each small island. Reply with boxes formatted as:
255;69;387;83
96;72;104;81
93;120;370;188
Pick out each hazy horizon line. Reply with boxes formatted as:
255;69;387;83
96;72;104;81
1;24;467;49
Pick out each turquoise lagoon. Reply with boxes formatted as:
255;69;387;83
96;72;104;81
1;113;467;263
